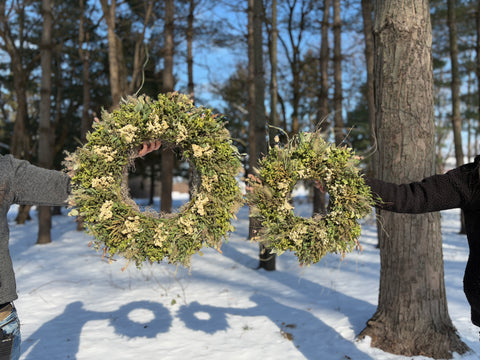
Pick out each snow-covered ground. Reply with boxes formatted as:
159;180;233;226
7;191;480;360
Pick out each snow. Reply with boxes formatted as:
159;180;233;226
7;190;480;360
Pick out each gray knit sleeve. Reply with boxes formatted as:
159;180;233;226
6;155;70;206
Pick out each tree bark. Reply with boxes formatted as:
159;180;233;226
477;1;480;147
313;0;331;215
358;1;468;357
161;0;175;213
269;0;278;140
37;0;54;244
187;0;195;100
361;0;376;177
79;0;91;144
332;0;343;145
447;0;466;234
100;0;121;108
447;0;464;168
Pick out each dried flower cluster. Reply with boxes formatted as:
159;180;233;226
64;93;243;267
245;131;374;265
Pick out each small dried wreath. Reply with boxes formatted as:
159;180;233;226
64;93;243;267
246;131;374;265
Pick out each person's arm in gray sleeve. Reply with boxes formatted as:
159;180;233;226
7;155;70;207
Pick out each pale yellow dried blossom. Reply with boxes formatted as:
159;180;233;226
280;199;294;213
118;124;138;143
194;193;210;216
91;176;115;189
153;223;168;246
99;200;114;220
202;174;218;193
192;144;214;158
93;146;117;162
179;215;195;235
290;224;308;244
121;216;142;239
176;124;188;143
147;114;169;136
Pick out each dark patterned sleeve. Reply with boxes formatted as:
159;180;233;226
366;161;480;214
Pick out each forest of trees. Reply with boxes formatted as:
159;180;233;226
1;0;479;358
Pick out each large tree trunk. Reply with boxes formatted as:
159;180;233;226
160;0;175;213
313;0;331;215
358;1;468;358
332;0;343;145
37;0;54;245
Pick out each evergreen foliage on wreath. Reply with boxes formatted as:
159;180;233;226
64;93;243;267
246;131;374;265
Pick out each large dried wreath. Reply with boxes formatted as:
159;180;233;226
246;131;374;265
64;93;243;267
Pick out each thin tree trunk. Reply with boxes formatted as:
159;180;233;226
447;0;465;234
161;0;175;213
332;0;343;145
477;1;480;147
358;1;468;357
269;0;278;141
448;0;464;168
79;0;91;144
187;0;195;100
252;0;274;271
37;0;54;245
313;0;331;215
247;0;256;177
100;0;121;108
361;0;376;177
76;0;91;231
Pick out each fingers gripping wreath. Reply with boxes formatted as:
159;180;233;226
246;132;374;266
65;93;243;267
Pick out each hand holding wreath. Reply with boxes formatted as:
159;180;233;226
65;93;243;267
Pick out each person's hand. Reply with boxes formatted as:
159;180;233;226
245;173;262;193
314;180;326;193
137;140;162;157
